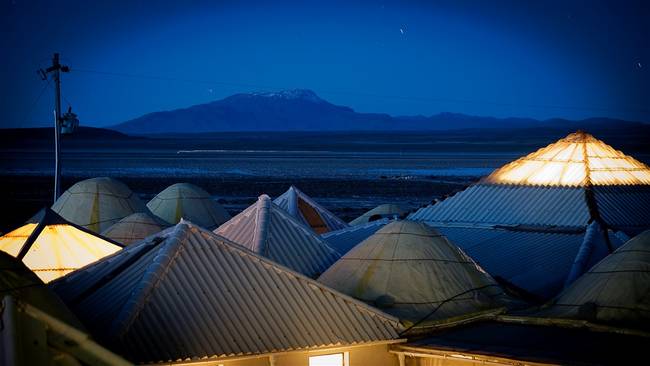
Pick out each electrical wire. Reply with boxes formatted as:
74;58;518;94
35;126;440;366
20;79;52;127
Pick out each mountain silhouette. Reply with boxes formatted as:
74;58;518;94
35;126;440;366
111;89;646;134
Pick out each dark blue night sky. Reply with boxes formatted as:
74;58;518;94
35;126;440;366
1;0;648;128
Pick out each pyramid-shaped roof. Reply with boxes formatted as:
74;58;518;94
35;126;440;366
49;221;401;363
52;177;147;233
409;132;650;235
484;131;650;187
100;212;167;245
147;182;230;229
273;185;348;233
318;221;508;321
542;230;650;328
215;194;340;277
0;208;122;283
349;204;408;226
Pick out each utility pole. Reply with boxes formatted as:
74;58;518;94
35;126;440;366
40;53;70;203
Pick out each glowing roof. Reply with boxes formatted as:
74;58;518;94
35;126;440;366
0;209;122;283
484;131;650;186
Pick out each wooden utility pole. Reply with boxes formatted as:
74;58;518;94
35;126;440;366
40;53;70;203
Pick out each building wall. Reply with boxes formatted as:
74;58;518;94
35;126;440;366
203;343;399;366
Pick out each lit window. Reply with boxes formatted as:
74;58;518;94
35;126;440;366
308;352;349;366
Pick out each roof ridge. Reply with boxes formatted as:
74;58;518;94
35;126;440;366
253;195;272;254
110;223;190;337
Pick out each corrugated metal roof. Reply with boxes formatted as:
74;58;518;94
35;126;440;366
433;225;625;299
215;195;340;278
594;185;650;235
50;221;401;364
321;218;390;255
274;185;348;233
409;184;591;228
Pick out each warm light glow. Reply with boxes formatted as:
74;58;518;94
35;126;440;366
309;353;346;366
484;131;650;186
0;223;121;283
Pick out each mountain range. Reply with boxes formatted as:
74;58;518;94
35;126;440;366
111;89;647;134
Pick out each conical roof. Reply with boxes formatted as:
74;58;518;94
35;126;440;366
484;131;650;186
101;212;167;245
318;221;507;321
349;204;407;225
0;208;122;283
273;185;348;234
542;230;650;328
52;177;147;233
215;194;340;277
50;221;401;363
147;182;230;229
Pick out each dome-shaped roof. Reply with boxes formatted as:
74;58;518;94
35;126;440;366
543;230;650;328
349;204;407;225
52;177;147;233
318;221;507;321
147;183;230;230
101;212;167;245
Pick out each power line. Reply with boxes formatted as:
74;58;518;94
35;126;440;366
71;67;649;114
20;79;52;128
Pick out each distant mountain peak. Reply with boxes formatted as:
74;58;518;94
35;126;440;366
248;89;325;103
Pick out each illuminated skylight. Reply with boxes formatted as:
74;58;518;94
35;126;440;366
484;131;650;186
0;223;121;283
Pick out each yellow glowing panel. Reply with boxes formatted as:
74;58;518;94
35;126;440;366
527;162;565;185
484;131;650;186
0;223;38;257
0;224;121;283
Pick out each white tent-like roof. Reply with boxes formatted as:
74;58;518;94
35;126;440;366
318;221;508;322
542;230;650;328
51;177;147;233
147;182;230;230
101;212;167;245
349;204;407;226
215;194;340;277
0;208;122;283
273;185;348;234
